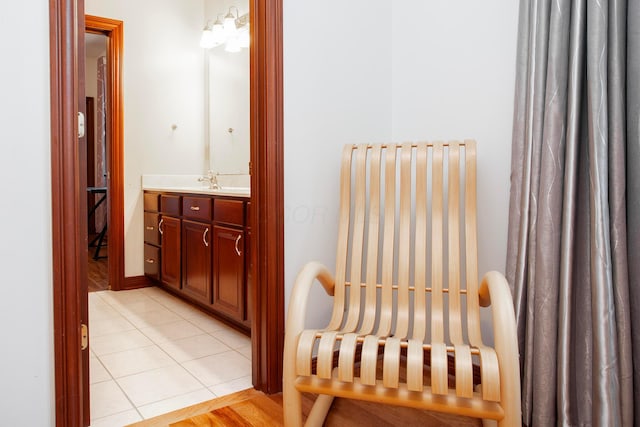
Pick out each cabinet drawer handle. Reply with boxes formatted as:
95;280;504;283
145;226;154;231
158;219;164;235
234;234;242;256
145;258;155;264
203;227;209;247
190;206;200;211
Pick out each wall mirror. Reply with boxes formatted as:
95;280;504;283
205;0;250;175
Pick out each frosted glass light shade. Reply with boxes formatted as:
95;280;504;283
223;14;237;36
238;25;250;48
212;22;225;44
200;29;216;48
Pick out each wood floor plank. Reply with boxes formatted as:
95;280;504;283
153;388;482;427
170;407;252;427
126;388;263;427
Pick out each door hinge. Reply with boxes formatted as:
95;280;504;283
248;161;253;176
81;324;88;350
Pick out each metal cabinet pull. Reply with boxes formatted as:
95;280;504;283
203;227;209;247
190;206;200;211
145;258;155;264
145;226;154;231
159;219;164;235
234;234;242;256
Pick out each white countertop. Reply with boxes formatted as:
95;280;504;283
141;174;250;198
142;185;250;198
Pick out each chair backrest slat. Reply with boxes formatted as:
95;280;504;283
430;144;445;343
329;145;355;331
360;146;383;335
463;141;484;346
376;148;398;337
447;142;464;345
412;145;429;341
395;143;414;339
343;145;369;332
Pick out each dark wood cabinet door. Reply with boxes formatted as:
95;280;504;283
244;229;252;326
212;225;245;321
182;220;212;304
160;215;181;290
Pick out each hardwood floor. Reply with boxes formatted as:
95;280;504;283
127;388;482;427
87;241;109;292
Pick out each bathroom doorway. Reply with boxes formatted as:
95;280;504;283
51;2;284;425
84;31;109;292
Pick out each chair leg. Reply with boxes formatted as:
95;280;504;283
283;381;303;427
305;394;335;427
283;342;303;427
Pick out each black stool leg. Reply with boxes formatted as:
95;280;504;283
93;223;107;260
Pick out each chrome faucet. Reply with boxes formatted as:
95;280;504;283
198;170;220;190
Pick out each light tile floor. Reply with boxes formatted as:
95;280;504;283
88;287;252;427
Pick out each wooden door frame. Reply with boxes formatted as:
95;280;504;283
84;15;125;292
49;1;284;426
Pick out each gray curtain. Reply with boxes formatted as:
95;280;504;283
506;0;640;426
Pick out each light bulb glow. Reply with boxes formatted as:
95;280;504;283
238;25;250;48
200;29;216;48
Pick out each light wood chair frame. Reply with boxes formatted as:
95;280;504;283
283;141;521;426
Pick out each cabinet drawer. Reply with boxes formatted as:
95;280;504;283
183;196;212;222
144;192;160;212
144;244;160;281
214;199;244;226
144;213;161;245
161;194;181;216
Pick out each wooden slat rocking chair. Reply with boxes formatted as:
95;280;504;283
283;141;521;426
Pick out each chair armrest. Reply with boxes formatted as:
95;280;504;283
286;261;335;336
283;262;335;389
478;271;522;421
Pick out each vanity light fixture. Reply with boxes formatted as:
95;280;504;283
201;6;249;52
199;15;225;48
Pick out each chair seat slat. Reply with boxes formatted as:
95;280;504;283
317;331;338;379
454;344;474;398
382;337;401;388
360;335;380;386
430;342;449;395
407;339;425;392
338;333;358;382
295;330;318;376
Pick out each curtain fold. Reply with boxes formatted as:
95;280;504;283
506;1;639;425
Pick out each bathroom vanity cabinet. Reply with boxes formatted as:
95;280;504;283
143;190;250;331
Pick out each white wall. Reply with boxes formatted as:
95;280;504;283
86;0;208;276
0;0;54;425
283;0;393;327
283;1;519;334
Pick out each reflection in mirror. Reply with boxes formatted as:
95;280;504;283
84;32;108;253
205;0;250;175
